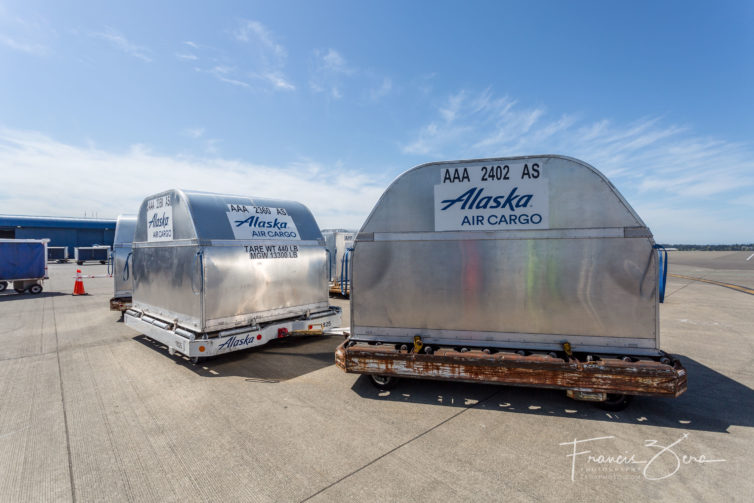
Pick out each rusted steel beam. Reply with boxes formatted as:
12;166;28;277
328;283;350;295
335;342;687;397
109;297;132;312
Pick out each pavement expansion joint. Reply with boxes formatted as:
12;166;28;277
299;388;502;502
52;295;78;503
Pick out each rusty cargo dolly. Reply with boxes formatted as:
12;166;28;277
336;156;687;410
336;339;687;411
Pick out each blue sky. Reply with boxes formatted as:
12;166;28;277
0;0;752;243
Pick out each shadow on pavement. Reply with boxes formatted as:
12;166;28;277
133;333;344;382
349;355;753;434
0;291;69;302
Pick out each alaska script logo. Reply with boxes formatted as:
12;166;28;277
440;187;533;212
148;213;170;228
217;334;258;350
235;215;290;230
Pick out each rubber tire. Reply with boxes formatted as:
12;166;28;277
598;394;634;411
14;287;26;294
29;284;43;294
77;261;83;265
99;260;106;264
369;374;400;391
0;281;7;292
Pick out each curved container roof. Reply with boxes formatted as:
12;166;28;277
113;214;137;246
351;155;661;356
133;189;323;244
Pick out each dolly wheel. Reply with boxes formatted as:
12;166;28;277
369;374;400;390
190;356;204;364
14;287;26;294
598;394;634;411
0;281;7;292
29;284;43;295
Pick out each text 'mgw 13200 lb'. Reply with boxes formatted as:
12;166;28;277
336;155;686;410
124;189;341;362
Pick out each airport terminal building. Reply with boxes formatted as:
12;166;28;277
0;215;116;254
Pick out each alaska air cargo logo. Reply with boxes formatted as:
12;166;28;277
226;204;300;240
234;215;292;231
146;195;173;241
434;164;548;231
148;213;170;228
440;187;534;212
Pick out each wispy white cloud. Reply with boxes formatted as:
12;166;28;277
0;128;384;229
176;52;197;61
310;48;354;99
402;88;754;243
207;65;250;88
259;71;295;91
234;20;286;60
369;77;393;101
0;10;52;55
183;128;205;139
309;48;393;102
92;27;152;62
232;19;294;91
319;48;351;74
179;21;295;91
0;34;47;55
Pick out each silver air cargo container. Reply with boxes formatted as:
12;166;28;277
336;156;686;410
124;189;341;361
109;214;137;311
322;229;356;295
74;246;109;264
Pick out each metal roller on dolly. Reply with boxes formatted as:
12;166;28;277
124;189;341;362
335;155;686;410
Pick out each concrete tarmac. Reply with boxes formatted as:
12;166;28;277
0;253;752;502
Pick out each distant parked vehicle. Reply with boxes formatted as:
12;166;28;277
74;245;109;265
48;246;69;263
0;238;48;294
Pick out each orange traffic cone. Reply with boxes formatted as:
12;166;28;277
73;269;87;295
